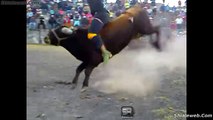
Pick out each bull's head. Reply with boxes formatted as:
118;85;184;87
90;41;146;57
44;26;74;46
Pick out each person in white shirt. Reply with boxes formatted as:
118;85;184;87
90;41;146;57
175;15;183;34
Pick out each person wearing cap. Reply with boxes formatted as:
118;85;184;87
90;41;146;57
37;15;46;29
48;15;57;29
87;0;112;64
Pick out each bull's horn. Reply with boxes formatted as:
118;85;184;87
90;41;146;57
61;27;73;35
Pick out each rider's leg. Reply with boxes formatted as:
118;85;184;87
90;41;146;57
87;18;112;64
88;33;112;64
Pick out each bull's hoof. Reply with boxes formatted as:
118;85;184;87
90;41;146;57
152;41;162;52
81;86;88;93
71;83;77;89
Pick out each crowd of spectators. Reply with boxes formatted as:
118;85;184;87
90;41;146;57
26;0;186;34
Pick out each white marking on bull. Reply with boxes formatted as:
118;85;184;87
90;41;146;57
128;17;134;23
61;27;73;35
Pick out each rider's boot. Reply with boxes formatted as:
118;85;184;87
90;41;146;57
100;45;112;64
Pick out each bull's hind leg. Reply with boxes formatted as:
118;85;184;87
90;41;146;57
81;66;95;93
71;62;87;89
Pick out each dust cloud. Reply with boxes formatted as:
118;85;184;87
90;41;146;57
92;35;186;97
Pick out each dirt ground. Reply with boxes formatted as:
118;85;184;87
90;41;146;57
27;36;186;120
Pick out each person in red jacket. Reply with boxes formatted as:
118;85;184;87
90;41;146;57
63;15;71;28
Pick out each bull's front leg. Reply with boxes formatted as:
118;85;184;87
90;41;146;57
81;66;95;93
71;62;87;89
151;26;161;51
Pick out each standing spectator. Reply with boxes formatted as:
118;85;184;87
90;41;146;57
56;16;64;27
37;15;46;29
172;6;176;12
48;15;57;29
160;4;166;13
165;4;170;12
73;13;81;27
175;15;183;34
178;0;182;7
29;16;37;30
63;15;71;27
27;10;34;24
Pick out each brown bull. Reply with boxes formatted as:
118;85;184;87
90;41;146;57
44;5;161;92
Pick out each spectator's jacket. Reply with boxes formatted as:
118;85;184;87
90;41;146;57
56;17;63;25
125;2;130;9
50;10;55;15
29;18;36;23
172;6;176;12
48;17;57;24
73;19;81;27
59;9;64;15
63;16;71;27
27;12;33;18
160;4;166;12
80;17;89;27
165;5;170;12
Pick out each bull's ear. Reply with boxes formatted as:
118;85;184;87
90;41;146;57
61;27;73;35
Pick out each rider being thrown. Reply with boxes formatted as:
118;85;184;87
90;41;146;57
87;0;112;64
